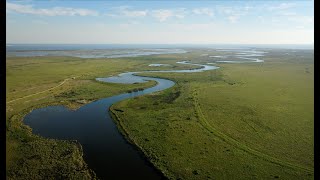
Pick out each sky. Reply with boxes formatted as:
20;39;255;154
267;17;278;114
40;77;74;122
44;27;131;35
6;0;314;44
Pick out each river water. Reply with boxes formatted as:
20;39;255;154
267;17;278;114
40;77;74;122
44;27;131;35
23;49;264;179
24;78;174;179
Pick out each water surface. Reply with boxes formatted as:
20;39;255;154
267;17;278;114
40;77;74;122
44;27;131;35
24;78;174;179
24;61;219;179
23;49;264;179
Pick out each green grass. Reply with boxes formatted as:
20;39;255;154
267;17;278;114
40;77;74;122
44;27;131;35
111;49;314;179
6;49;314;179
7;55;187;179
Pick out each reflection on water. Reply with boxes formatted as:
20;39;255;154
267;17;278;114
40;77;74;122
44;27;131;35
24;48;265;180
96;61;219;84
212;49;266;63
148;64;171;67
24;77;174;179
7;48;187;58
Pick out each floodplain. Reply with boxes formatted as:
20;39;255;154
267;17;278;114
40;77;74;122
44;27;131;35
6;48;314;179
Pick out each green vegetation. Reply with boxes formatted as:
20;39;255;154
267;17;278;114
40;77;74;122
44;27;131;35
111;49;314;179
6;55;181;179
6;49;314;179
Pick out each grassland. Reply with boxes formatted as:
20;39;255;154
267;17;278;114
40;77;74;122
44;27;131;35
111;49;314;179
6;49;313;179
6;55;198;179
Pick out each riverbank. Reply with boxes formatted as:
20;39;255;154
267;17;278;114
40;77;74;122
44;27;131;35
6;56;162;179
110;105;170;179
110;84;188;179
111;50;314;179
15;56;218;179
7;49;313;179
7;107;97;179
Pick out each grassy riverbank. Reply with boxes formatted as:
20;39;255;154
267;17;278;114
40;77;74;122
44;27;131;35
6;55;180;179
111;49;314;179
6;49;313;179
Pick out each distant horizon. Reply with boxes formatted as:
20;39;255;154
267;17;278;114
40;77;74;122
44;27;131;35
6;43;314;45
6;43;314;50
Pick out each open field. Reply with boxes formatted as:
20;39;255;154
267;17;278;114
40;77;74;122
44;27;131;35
111;49;314;179
6;55;197;179
6;49;313;179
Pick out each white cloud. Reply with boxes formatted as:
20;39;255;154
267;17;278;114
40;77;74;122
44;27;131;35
279;11;297;16
288;15;314;24
152;9;172;22
113;6;148;17
243;5;252;11
228;16;239;23
268;3;296;11
192;8;214;17
271;6;313;26
105;6;147;18
273;9;314;26
217;6;248;23
108;7;187;22
122;10;148;17
6;2;99;16
152;8;186;22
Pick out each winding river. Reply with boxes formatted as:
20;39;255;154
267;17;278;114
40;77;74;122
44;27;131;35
23;49;265;179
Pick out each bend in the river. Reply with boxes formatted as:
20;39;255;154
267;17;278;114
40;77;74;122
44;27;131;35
23;49;267;179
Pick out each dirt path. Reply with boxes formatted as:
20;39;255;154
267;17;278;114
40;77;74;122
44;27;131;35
192;89;313;173
7;76;79;104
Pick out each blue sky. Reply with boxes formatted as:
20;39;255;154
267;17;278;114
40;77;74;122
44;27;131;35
6;0;314;44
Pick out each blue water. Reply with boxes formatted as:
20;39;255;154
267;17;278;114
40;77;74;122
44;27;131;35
6;44;312;58
6;44;188;58
22;48;266;179
23;55;224;179
96;61;219;84
24;77;174;180
6;44;313;51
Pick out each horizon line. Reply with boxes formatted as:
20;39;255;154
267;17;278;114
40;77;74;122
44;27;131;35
6;43;314;45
